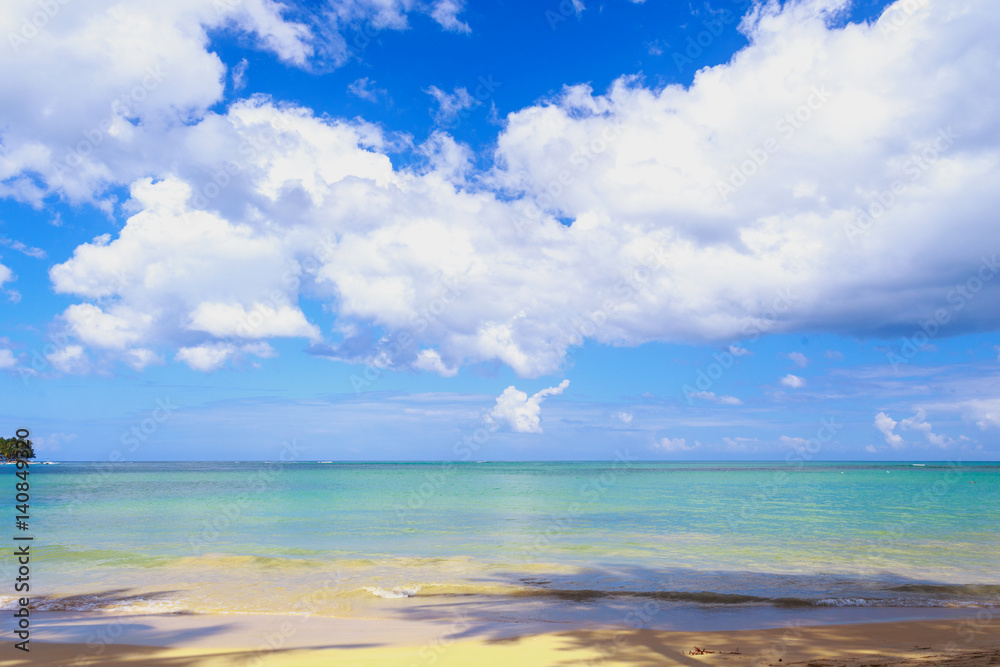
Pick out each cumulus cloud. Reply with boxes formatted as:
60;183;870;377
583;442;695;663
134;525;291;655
492;0;1000;342
876;408;954;448
0;349;17;369
5;0;1000;378
874;411;902;447
487;379;569;433
175;343;234;372
46;345;89;374
48;167;331;369
780;374;806;388
0;0;472;206
0;0;314;205
729;345;752;357
126;348;162;371
188;302;320;340
413;349;459;377
175;341;274;372
63;303;149;350
900;409;953;447
616;411;633;424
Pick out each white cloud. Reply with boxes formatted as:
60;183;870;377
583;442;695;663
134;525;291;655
321;0;470;35
825;350;845;360
426;85;479;123
786;352;809;367
175;343;234;372
0;0;475;206
174;341;273;372
0;0;314;205
691;390;743;405
64;303;149;350
231;58;249;91
899;408;953;447
6;0;1000;379
187;302;320;340
729;345;752;357
126;348;162;371
429;0;471;33
46;345;89;374
957;398;1000;430
488;379;569;433
347;77;386;102
1;237;46;258
653;437;699;453
50;169;325;370
780;374;806;388
0;349;17;369
491;0;1000;346
865;444;878;453
616;411;633;424
0;262;12;286
413;349;458;377
874;411;903;447
876;408;954;448
175;343;236;373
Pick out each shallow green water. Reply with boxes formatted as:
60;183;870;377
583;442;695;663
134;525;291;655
7;461;999;615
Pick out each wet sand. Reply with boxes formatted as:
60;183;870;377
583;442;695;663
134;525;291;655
16;612;1000;666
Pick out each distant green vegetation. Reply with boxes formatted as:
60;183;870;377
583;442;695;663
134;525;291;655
0;436;34;461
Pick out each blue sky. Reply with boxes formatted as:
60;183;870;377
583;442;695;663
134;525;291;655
1;0;998;460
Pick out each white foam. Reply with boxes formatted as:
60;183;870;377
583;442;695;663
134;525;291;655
364;586;421;599
816;597;874;607
1;594;185;613
814;597;994;608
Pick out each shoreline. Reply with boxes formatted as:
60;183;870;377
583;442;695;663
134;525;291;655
21;610;1000;666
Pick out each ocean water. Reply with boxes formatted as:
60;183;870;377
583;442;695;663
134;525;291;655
7;461;1000;625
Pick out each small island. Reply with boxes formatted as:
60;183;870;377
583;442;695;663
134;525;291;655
0;435;34;462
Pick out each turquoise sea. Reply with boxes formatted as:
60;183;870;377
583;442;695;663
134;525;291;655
7;461;1000;626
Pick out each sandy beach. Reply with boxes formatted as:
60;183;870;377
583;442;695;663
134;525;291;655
16;613;1000;666
6;0;1000;662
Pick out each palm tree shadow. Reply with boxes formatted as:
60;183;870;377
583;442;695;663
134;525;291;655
541;628;709;666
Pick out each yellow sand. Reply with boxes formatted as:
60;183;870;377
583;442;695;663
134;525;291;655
13;617;1000;666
